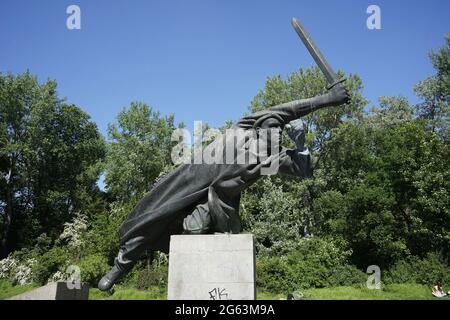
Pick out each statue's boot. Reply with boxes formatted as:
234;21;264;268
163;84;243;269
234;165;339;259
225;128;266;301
98;236;147;291
98;263;126;291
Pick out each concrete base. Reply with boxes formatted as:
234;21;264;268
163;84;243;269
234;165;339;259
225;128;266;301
168;234;256;300
8;281;89;300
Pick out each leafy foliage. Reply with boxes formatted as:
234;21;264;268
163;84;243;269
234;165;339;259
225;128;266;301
105;102;177;204
32;247;69;285
314;120;450;267
385;253;450;285
241;177;305;256
256;237;363;293
0;254;36;285
414;34;450;140
79;254;110;286
121;254;168;290
0;72;106;256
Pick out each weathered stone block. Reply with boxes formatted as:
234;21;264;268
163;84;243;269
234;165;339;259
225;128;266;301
168;234;255;300
8;281;89;300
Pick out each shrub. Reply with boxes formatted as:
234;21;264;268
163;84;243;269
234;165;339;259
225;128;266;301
385;252;450;285
0;249;38;285
32;247;69;285
328;264;367;287
256;237;365;293
58;213;87;252
0;256;17;281
256;256;291;293
121;254;168;290
79;254;110;286
11;260;36;285
82;202;133;262
240;178;306;256
135;265;167;290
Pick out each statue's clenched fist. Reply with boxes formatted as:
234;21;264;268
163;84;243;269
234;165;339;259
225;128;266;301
285;119;306;149
329;83;351;105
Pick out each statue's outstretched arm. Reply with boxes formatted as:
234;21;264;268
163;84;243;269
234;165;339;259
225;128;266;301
238;84;350;130
268;84;350;123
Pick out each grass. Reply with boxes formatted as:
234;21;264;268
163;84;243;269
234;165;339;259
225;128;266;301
256;290;285;300
303;283;433;300
89;285;167;300
1;279;448;300
259;283;449;300
89;283;446;300
0;280;37;300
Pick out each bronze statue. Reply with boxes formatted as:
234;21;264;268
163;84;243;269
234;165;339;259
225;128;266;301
98;17;350;291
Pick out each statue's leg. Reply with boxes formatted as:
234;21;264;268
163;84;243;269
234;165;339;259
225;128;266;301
99;203;211;291
182;202;211;234
98;236;149;291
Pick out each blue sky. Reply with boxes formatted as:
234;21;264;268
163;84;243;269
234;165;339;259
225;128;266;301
1;0;449;136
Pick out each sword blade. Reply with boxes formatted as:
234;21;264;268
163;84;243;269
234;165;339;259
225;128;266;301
291;17;339;86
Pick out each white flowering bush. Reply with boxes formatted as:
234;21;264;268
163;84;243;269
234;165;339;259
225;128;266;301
13;258;36;285
0;256;18;280
59;212;88;250
49;270;68;283
0;255;36;285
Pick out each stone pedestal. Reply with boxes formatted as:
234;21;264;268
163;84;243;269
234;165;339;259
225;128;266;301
8;281;89;300
168;234;256;300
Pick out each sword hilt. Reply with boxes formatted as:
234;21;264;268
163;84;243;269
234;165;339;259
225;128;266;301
327;77;346;90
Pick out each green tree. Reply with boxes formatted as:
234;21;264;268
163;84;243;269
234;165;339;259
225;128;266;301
414;34;450;139
315;120;450;267
0;72;106;257
240;177;305;256
105;102;177;204
367;96;414;128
